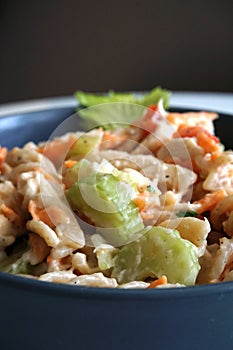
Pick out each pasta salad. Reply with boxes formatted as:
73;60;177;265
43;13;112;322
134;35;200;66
0;90;233;289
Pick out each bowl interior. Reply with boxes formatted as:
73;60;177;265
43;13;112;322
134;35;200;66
1;102;233;350
0;103;233;294
0;106;232;150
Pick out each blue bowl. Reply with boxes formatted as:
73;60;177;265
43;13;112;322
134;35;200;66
1;101;233;350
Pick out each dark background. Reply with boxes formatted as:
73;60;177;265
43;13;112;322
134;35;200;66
0;0;232;104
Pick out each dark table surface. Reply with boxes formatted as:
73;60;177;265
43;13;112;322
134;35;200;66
0;0;232;104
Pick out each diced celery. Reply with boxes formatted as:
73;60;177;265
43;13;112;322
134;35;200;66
111;226;200;286
66;173;144;245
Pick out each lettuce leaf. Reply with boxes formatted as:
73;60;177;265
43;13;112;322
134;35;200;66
77;103;146;131
75;87;171;130
75;87;171;109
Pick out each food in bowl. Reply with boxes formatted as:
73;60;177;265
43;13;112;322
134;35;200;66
0;90;232;289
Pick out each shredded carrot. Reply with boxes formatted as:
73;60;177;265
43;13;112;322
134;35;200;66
0;203;23;226
46;254;53;265
148;275;168;288
28;200;54;228
37;146;45;154
174;124;220;160
28;200;66;229
0;147;7;170
102;131;120;142
63;159;78;169
174;124;202;138
194;189;226;214
147;104;158;111
134;193;147;212
197;131;220;160
101;131;126;149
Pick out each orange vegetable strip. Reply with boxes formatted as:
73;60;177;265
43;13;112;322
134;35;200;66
102;131;121;142
174;124;220;159
63;159;78;168
148;275;168;289
28;200;54;228
0;147;7;169
174;124;203;138
197;131;220;159
46;255;53;265
37;146;45;154
0;203;23;226
134;193;147;212
193;190;226;214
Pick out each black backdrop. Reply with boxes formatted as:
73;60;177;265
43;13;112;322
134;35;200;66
0;0;232;104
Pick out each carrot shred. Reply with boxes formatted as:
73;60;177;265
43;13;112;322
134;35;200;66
102;131;120;142
0;147;7;170
0;203;23;226
28;200;54;228
46;255;53;265
63;159;78;169
193;189;226;214
174;124;220;159
37;146;45;154
197;131;220;160
101;131;126;149
134;193;147;212
148;275;168;288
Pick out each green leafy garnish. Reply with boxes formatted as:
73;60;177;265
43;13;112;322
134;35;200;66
176;210;198;218
75;87;171;130
75;87;171;109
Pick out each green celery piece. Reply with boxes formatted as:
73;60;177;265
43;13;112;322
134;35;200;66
95;245;118;270
0;255;32;275
63;159;96;188
67;133;102;159
66;173;144;246
111;226;200;286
